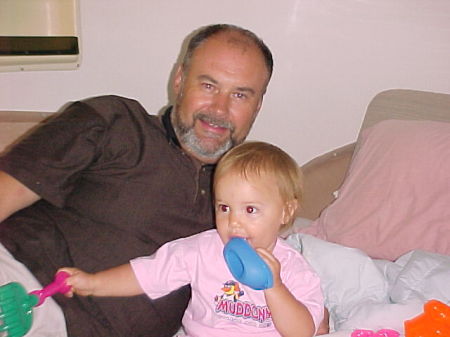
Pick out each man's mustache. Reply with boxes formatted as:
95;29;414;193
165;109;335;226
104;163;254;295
195;113;235;132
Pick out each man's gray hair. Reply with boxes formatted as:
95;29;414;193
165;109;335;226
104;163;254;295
182;24;273;81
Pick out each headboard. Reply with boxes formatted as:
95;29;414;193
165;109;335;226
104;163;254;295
0;110;52;153
359;89;450;135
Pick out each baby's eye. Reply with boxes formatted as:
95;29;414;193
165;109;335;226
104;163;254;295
246;206;257;214
218;204;229;213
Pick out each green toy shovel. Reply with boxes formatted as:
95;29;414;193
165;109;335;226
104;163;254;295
0;271;70;337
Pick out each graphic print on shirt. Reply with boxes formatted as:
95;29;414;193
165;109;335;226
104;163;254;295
215;280;244;302
214;280;273;328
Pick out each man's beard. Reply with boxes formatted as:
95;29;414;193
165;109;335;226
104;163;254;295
173;110;236;161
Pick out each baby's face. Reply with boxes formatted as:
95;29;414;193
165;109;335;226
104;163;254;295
214;171;288;251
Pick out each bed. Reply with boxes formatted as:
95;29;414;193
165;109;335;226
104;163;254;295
286;89;450;336
1;89;449;336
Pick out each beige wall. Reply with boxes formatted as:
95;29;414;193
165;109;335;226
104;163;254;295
1;0;450;165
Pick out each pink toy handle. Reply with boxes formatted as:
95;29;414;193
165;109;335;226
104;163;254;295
351;329;400;337
29;271;71;306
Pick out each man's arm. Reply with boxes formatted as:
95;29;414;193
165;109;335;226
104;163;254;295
0;170;41;222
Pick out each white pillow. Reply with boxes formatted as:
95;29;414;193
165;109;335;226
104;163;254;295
338;250;450;333
389;250;450;304
338;300;423;333
286;233;389;330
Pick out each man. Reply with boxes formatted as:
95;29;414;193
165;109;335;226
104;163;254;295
0;24;272;337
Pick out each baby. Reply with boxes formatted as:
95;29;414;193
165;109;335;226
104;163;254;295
61;141;324;337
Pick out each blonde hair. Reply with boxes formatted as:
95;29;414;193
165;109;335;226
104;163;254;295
214;141;303;231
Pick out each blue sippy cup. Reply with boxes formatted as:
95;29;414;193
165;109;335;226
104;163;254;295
223;237;273;290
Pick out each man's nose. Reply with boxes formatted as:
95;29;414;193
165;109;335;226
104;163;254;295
211;92;230;116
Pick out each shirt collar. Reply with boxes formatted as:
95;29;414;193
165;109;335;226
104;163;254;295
162;106;181;147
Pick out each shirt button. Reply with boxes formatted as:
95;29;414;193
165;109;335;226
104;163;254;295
200;189;206;195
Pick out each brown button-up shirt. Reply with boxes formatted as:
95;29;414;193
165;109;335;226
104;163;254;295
0;95;215;337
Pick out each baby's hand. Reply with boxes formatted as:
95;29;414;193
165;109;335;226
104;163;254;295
255;248;282;288
58;267;97;297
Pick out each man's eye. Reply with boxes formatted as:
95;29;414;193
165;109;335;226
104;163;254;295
246;206;256;214
202;83;214;90
234;92;247;99
219;204;229;212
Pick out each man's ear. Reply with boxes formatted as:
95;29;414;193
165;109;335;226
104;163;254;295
255;96;264;115
173;65;184;96
256;79;270;113
248;97;263;128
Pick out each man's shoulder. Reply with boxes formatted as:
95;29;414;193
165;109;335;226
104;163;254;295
81;94;139;105
61;95;162;127
77;95;149;115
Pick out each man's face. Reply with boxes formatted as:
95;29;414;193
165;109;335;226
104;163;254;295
172;32;270;164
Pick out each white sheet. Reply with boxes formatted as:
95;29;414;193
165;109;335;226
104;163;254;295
285;233;450;336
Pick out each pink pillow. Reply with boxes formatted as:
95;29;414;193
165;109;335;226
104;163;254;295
299;119;450;261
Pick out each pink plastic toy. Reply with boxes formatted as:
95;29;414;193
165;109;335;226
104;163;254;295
29;271;71;306
351;329;400;337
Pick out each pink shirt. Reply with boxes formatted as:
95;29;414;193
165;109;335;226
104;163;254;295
131;229;323;337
